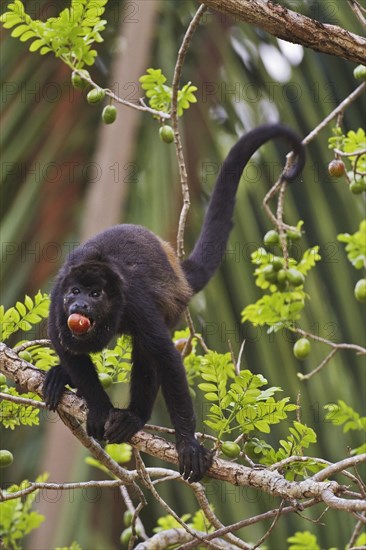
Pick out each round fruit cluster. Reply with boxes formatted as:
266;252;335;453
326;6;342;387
71;70;117;125
261;229;305;290
328;158;366;195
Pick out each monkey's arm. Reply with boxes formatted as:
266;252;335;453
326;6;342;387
105;302;212;482
43;352;113;439
104;338;160;443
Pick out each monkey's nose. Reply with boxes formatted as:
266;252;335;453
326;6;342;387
70;302;89;314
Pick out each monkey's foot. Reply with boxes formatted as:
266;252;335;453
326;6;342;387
176;438;214;483
104;408;144;443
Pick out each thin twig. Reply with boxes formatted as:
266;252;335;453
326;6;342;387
348;514;366;548
178;499;319;549
252;500;286;550
72;69;170;120
312;454;366;482
120;485;148;541
302;83;366;145
0;391;47;409
191;484;251;550
297;348;338;381
134;449;223;550
13;339;52;352
293;327;366;356
347;0;366;26
171;4;208;260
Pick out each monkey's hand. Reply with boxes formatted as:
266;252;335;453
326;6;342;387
104;408;144;443
176;438;214;483
43;366;73;411
86;405;111;441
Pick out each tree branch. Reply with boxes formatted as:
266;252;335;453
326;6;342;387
1;341;366;515
199;0;366;65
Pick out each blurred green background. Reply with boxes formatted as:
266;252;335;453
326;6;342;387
1;1;365;548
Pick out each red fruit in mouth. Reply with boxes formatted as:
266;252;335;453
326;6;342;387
67;313;92;335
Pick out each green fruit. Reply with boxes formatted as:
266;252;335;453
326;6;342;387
102;105;117;124
276;269;288;284
353;65;366;81
328;159;345;178
263;230;280;246
221;441;241;459
287;268;305;287
71;70;90;90
159;125;174;144
0;373;6;385
286;228;302;241
0;450;14;467
120;527;132;545
272;257;283;271
262;265;277;283
87;87;106;104
349;180;365;195
354;279;366;303
98;373;113;389
123;510;133;527
18;350;32;362
293;338;311;360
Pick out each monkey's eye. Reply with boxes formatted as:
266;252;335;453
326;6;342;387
71;288;80;295
90;290;101;298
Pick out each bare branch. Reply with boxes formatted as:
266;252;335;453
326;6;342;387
171;4;208;259
1;342;365;515
199;0;366;64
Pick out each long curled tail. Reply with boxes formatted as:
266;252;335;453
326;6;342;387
182;123;305;294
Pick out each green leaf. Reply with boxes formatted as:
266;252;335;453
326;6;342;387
338;220;366;269
29;38;45;51
287;531;320;550
0;292;49;341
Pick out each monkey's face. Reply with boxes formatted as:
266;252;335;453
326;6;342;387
64;285;105;335
58;261;125;352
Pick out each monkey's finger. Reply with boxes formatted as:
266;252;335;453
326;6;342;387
187;446;206;483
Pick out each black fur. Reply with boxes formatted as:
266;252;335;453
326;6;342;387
44;124;305;482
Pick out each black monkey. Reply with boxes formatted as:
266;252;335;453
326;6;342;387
44;124;305;482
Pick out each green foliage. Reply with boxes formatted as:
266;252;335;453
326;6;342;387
338;220;366;270
91;335;132;383
0;474;47;550
139;68;197;116
0;291;49;341
198;352;296;439
287;531;320;550
0;387;41;429
329;127;366;192
343;128;366;170
19;343;59;371
85;443;132;475
153;512;191;533
324;400;366;455
0;0;108;67
153;508;213;549
241;246;320;331
173;329;205;388
325;399;366;432
258;421;318;479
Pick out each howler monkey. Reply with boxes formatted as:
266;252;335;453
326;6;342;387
44;124;305;482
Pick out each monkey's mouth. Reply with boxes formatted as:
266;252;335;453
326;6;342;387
67;313;94;336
